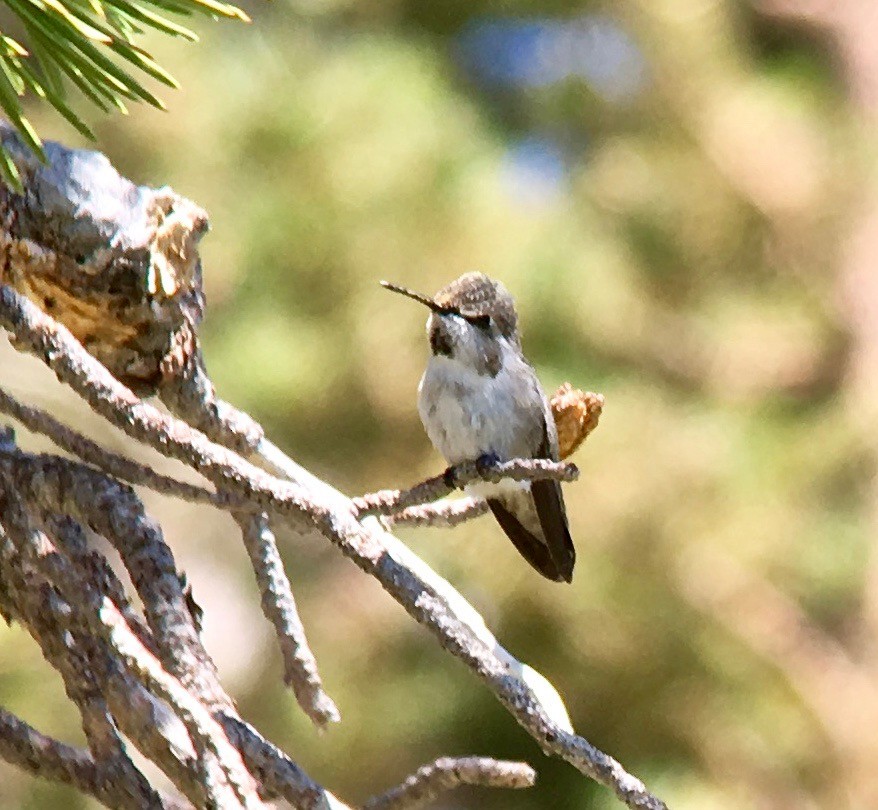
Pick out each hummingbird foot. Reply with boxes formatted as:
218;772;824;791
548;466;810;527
442;465;461;490
475;452;501;478
442;453;500;490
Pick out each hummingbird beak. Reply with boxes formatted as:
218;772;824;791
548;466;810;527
380;280;445;313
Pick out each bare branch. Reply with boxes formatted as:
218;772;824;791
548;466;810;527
0;388;337;729
352;458;580;518
148;339;340;730
0;529;207;805
386;496;490;528
0;440;350;808
99;598;264;809
0;446;230;713
0;704;188;810
235;511;340;729
0;709;115;804
0;283;666;810
43;512;161;659
0;384;231;509
159;342;265;456
0;513;173;808
218;714;353;809
33;512;225;806
0;487;265;809
0;127;662;810
362;756;536;810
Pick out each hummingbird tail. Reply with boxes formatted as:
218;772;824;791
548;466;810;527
487;495;574;583
531;477;576;582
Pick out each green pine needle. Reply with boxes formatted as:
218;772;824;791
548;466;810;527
0;0;252;188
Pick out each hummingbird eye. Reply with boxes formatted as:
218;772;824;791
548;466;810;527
438;304;490;330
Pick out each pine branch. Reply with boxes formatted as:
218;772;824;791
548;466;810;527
0;127;665;810
0;0;253;189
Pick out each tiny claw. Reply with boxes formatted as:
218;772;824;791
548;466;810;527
443;466;459;489
476;453;500;477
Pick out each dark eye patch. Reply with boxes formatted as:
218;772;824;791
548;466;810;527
439;305;490;330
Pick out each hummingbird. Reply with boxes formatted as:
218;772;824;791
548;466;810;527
381;272;575;583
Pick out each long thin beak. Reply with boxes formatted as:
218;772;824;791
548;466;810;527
379;280;445;313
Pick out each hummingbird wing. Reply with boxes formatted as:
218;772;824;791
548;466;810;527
486;403;576;583
530;473;575;582
487;496;567;581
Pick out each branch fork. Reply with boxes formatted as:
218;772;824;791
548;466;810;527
0;128;664;810
352;457;579;519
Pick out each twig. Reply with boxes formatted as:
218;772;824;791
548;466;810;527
0;283;667;810
0;446;231;713
386;496;490;528
0;385;338;730
218;714;352;809
158;343;264;456
0;487;265;809
0;385;235;510
0;705;187;810
33;514;216;807
352;458;579;518
99;598;264;809
251;453;665;810
0;708;131;806
152;369;340;731
0;443;351;808
362;756;536;810
0;515;173;809
0;285;315;518
234;512;340;729
0;554;205;807
13;522;128;769
152;336;345;731
43;512;160;659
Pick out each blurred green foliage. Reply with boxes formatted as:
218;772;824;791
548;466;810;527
2;0;878;808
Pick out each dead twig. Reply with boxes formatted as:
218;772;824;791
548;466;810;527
386;496;490;528
234;512;340;729
0;126;661;810
0;385;229;509
0;708;191;809
352;458;579;518
0;281;666;810
0;479;265;809
362;756;536;810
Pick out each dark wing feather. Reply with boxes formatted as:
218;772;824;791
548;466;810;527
486;407;576;583
530;476;575;583
531;405;576;582
486;497;567;582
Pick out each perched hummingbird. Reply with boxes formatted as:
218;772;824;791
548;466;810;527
382;272;575;583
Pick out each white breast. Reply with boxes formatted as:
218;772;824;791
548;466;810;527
417;350;540;465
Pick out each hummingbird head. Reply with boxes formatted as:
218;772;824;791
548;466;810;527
381;272;520;377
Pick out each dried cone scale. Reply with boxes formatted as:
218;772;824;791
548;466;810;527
550;383;604;460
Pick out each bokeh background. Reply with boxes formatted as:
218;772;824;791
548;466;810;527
2;0;878;807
